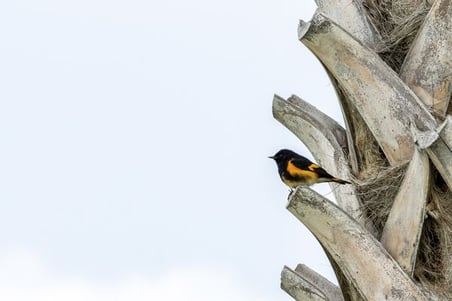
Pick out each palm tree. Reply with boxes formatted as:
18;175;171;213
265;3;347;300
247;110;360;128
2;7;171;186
274;1;452;300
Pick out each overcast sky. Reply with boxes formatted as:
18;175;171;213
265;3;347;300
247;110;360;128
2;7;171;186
0;1;344;300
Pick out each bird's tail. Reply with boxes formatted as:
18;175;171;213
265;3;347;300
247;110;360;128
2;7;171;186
331;177;351;185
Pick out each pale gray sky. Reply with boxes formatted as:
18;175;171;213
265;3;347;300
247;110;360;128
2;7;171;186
0;1;343;300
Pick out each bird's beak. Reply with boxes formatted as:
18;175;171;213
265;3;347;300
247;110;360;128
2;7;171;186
268;156;274;159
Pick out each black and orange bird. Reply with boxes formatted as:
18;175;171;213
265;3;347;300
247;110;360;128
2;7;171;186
269;149;351;189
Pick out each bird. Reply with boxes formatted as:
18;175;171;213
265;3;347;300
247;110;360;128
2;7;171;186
269;149;351;189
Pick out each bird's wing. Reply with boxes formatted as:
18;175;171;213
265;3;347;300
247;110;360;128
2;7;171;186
290;158;333;179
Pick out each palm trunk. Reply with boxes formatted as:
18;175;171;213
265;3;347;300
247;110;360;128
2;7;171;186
275;1;452;300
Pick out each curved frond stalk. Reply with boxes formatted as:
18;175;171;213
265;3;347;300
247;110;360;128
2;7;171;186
287;187;435;301
315;0;381;48
294;264;344;301
281;266;332;301
413;116;452;189
400;0;452;117
312;0;383;175
380;149;430;275
298;10;437;165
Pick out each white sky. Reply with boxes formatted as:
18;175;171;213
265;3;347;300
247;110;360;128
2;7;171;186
0;1;344;300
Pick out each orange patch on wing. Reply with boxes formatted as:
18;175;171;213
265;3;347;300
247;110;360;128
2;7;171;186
287;160;319;179
307;163;320;171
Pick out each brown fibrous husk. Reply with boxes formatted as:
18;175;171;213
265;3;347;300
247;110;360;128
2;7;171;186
363;0;431;72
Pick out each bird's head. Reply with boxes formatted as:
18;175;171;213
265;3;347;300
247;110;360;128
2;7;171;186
268;149;297;164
